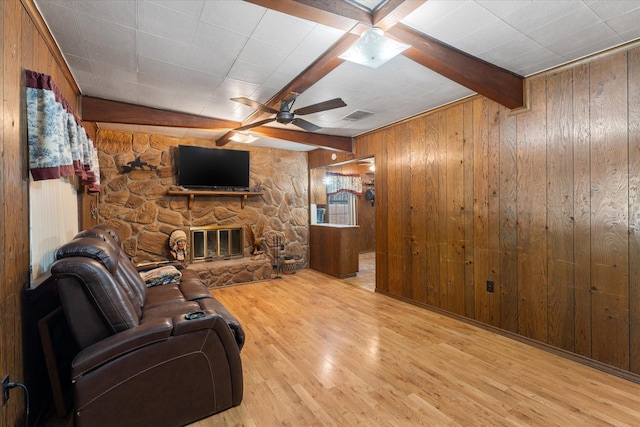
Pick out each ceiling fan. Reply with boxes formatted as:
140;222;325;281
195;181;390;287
230;93;347;133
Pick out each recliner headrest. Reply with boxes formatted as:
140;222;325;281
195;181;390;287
55;237;119;274
75;227;121;253
91;223;122;245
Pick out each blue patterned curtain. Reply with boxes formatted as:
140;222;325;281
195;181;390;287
325;172;362;196
26;70;100;193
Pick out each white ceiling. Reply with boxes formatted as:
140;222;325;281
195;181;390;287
34;0;640;151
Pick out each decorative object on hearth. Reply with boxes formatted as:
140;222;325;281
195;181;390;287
169;229;188;261
270;234;284;279
247;216;266;259
281;255;296;274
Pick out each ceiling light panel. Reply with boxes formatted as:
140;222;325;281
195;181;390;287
338;28;410;69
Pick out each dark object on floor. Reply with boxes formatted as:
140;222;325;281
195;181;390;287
49;224;244;427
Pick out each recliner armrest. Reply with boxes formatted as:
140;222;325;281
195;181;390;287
198;298;245;350
72;318;173;379
172;311;227;336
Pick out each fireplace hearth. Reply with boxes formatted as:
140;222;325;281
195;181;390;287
190;225;244;263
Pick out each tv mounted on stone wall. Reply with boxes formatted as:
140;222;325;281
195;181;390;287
177;145;250;191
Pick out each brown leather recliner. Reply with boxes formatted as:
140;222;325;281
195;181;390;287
50;225;244;427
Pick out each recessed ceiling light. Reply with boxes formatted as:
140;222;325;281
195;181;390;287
229;132;258;144
339;27;410;69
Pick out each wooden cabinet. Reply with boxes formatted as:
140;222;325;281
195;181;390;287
309;168;327;206
309;224;359;278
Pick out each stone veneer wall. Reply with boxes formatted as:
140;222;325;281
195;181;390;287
96;129;309;278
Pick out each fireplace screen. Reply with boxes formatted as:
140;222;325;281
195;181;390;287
190;226;244;263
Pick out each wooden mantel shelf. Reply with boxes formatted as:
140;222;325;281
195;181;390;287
167;190;263;209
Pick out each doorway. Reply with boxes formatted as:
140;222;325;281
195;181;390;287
309;156;376;291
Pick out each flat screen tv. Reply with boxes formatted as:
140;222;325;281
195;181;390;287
177;145;250;191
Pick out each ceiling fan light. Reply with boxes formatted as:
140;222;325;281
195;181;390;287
229;131;258;144
339;27;410;69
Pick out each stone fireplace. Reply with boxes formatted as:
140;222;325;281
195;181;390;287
187;224;273;288
190;225;244;264
96;129;310;288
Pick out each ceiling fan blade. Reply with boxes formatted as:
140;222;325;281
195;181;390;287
231;97;279;114
291;118;321;132
235;118;275;131
293;98;347;116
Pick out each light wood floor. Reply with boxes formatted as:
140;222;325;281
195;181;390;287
47;269;640;426
192;269;640;426
343;251;375;291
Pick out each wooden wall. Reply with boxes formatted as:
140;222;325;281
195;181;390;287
1;1;81;425
310;43;640;374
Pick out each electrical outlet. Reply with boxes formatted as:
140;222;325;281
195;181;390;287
2;375;9;406
486;280;495;293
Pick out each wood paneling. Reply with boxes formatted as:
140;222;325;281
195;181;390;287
572;63;592;359
498;104;518;333
516;76;548;342
445;105;465;315
462;102;475;319
423;114;440;307
339;43;640;375
546;70;575;352
473;97;490;323
589;52;629;369
410;116;427;303
1;1;81;426
629;46;640;374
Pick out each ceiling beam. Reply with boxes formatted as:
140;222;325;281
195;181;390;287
241;31;360;126
244;0;357;31
388;24;524;109
81;96;240;129
253;0;524;110
292;0;371;24
251;127;353;152
82;96;350;151
216;127;352;152
372;0;426;31
267;31;360;100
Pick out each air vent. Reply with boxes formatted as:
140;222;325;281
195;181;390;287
341;109;374;121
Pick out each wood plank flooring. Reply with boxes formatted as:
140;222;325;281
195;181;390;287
192;269;640;426
342;251;375;291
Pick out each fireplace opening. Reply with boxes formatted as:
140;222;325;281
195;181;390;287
190;225;244;263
